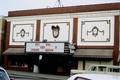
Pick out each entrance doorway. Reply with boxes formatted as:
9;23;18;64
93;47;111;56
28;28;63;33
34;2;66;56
38;55;73;75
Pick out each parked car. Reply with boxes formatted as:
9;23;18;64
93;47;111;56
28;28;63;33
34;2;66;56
71;65;120;75
67;73;120;80
0;67;11;80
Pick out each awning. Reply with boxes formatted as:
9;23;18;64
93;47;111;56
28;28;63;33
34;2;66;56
3;48;71;56
3;48;25;55
74;49;113;59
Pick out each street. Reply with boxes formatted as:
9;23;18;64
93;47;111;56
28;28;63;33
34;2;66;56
12;77;61;80
10;74;67;80
10;76;63;80
8;70;68;80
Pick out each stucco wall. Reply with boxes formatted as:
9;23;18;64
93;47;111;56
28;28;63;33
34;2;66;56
78;60;113;70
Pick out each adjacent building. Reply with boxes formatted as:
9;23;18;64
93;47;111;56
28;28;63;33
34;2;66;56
0;16;5;65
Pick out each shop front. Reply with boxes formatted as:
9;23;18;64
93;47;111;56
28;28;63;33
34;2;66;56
3;42;75;75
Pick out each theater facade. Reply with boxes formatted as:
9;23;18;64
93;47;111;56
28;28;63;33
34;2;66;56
3;3;120;75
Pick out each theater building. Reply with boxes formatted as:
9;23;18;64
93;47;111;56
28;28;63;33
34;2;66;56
3;3;120;75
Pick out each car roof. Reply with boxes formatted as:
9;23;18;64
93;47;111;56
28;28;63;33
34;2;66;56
0;66;10;80
68;74;120;80
0;66;6;71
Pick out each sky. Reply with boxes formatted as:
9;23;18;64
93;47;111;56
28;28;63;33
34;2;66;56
0;0;120;16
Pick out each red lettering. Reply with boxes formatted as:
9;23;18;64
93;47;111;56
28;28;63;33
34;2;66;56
35;43;39;46
31;49;39;52
46;43;50;46
45;49;53;52
40;46;45;49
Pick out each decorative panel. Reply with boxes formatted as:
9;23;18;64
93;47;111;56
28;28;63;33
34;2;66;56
77;17;114;46
9;21;36;45
40;19;73;43
12;24;34;42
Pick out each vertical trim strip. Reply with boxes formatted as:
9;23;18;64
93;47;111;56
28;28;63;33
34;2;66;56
119;16;120;63
118;16;120;63
5;22;10;49
35;20;41;41
73;18;78;46
113;16;119;65
119;16;120;58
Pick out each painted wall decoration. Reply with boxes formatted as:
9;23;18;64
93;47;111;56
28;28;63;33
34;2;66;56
77;17;114;46
12;24;34;42
81;20;110;42
43;22;70;42
51;25;60;38
9;21;36;45
40;19;73;43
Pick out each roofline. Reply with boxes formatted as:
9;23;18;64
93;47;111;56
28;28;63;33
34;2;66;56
8;2;120;17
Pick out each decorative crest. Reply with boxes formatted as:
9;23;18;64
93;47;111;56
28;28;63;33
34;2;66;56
51;25;60;38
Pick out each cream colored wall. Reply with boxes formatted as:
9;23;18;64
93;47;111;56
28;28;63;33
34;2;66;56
85;61;100;70
78;60;113;70
78;61;83;70
101;61;113;66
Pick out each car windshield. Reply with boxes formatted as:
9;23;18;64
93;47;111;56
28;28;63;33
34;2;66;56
74;77;91;80
0;70;10;80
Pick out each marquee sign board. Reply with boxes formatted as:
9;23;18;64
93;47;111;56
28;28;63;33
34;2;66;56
25;42;65;53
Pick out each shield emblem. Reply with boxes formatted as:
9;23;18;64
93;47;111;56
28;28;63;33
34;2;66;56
20;29;26;37
51;25;60;38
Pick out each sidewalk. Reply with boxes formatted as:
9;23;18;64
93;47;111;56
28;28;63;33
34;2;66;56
7;70;69;80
